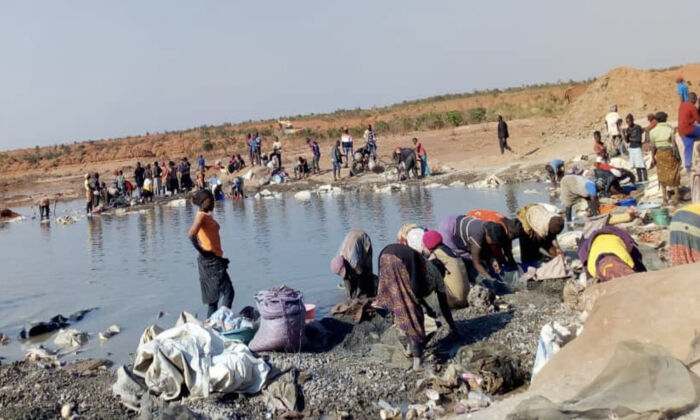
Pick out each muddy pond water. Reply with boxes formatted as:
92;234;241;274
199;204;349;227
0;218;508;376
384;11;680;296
0;184;553;363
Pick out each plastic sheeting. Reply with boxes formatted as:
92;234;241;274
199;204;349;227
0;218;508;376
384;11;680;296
124;314;270;401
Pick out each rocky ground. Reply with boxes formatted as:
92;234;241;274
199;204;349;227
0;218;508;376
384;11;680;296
0;279;578;419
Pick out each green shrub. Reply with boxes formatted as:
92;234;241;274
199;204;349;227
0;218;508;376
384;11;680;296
201;139;214;152
444;110;464;127
466;107;487;124
373;120;391;134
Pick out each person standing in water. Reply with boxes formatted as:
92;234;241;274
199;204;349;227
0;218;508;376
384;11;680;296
331;140;343;181
84;174;93;214
188;190;234;316
497;115;514;155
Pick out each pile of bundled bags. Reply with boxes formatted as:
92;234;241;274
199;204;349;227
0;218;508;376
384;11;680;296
113;286;307;410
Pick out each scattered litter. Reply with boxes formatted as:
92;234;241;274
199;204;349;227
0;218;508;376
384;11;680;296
61;403;75;419
99;325;121;341
294;190;312;201
25;346;60;368
53;328;88;349
56;216;76;226
468;174;504;189
378;399;401;419
425;388;440;401
166;198;186;208
531;321;576;378
466;391;492;409
467;285;495;310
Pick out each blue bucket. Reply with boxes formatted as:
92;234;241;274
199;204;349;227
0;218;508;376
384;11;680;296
616;197;637;207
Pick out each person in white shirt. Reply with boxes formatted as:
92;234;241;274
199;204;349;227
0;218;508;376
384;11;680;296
271;137;282;169
341;129;354;168
605;104;624;156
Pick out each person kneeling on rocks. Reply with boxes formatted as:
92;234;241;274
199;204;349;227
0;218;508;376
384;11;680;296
374;243;460;371
579;226;646;282
331;230;377;299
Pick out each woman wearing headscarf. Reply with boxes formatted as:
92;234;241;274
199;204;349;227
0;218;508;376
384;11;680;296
330;230;376;299
516;204;565;266
579;226;646;282
422;230;470;308
397;223;426;253
375;243;460;371
670;203;700;265
649;111;681;206
188;189;234;316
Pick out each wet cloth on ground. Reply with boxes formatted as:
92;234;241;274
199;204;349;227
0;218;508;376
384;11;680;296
122;314;270;402
670;203;700;265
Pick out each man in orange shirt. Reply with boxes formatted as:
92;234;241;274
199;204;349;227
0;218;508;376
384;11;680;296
679;92;700;171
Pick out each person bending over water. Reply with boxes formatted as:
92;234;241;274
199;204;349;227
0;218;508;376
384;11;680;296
188;190;234;316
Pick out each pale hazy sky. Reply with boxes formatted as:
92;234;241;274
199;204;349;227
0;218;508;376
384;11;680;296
1;0;697;150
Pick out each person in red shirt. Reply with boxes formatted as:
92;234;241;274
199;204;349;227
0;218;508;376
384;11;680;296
678;92;700;171
412;137;431;178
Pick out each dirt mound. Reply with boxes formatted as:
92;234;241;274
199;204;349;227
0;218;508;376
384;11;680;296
554;63;700;138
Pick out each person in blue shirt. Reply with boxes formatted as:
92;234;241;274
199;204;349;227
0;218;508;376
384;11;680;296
677;77;689;103
198;155;205;169
544;158;565;186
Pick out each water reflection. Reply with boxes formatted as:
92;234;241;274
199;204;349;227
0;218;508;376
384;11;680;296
0;184;552;363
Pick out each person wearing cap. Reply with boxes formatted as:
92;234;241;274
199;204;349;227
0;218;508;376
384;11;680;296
422;230;470;308
650;111;682;205
560;174;600;221
374;242;460;371
545;159;565;186
604;105;624;156
678;92;700;171
677;77;689;103
330;230;376;299
516;204;565;266
393;146;418;180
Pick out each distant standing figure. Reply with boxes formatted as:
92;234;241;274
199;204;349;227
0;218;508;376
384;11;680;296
678;92;700;172
37;197;51;220
363;124;378;162
497;115;513;155
307;138;321;174
605;104;624;156
91;172;101;208
413;137;430;178
271;136;282;169
623;114;648;182
330;229;376;299
593;131;609;163
84;174;93;214
167;161;179;195
677;77;689;103
198;154;205;169
545;158;565;186
188;189;234;316
153;161;162;196
134;162;145;197
650;111;681;206
254;132;262;166
247;133;254;166
341;129;354;168
331;140;343;181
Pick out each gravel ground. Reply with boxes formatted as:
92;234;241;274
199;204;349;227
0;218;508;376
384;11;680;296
0;279;579;419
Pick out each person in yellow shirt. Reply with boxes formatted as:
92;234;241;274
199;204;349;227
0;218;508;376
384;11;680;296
580;226;646;282
188;190;234;316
